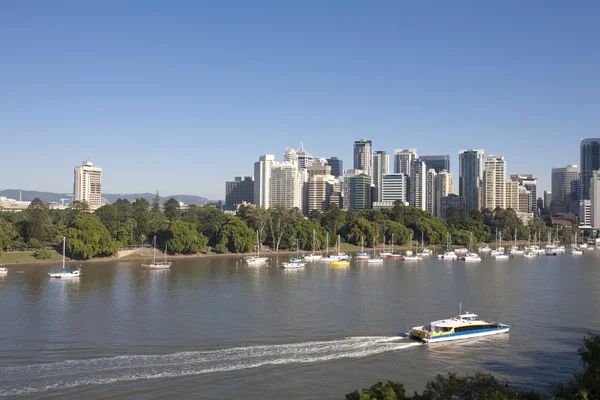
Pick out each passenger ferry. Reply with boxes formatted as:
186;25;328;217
409;308;509;343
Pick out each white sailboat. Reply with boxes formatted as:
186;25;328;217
49;237;81;278
142;236;172;269
246;231;268;266
404;233;422;261
304;230;322;262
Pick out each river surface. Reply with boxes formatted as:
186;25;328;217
1;251;599;399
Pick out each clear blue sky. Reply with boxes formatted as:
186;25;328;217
1;1;598;199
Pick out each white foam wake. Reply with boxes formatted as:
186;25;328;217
0;336;420;396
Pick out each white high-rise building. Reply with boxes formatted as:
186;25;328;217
483;155;506;209
409;159;427;210
254;154;278;208
74;161;102;210
353;139;373;178
591;170;600;229
394;148;417;175
381;174;408;203
436;169;453;217
269;161;306;210
372;151;389;202
505;180;520;210
426;169;437;215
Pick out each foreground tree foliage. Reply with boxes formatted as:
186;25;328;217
346;333;600;400
0;196;585;258
66;214;120;260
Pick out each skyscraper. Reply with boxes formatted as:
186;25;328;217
580;138;600;200
436;170;453;217
353;139;373;178
426;169;437;215
269;158;306;210
505;180;520;210
510;174;538;213
409;159;427;210
420;155;450;173
459;149;484;211
483;155;506;209
381;174;408;203
591;170;600;229
394;149;417;175
372;151;389;202
326;157;343;178
343;173;372;210
253;154;277;208
307;175;340;213
295;143;314;169
225;176;254;209
550;165;578;214
74;161;102;210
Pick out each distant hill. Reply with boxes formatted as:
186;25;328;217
0;190;213;205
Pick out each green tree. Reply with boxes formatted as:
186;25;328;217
345;381;408;400
163;198;180;222
94;204;118;236
132;198;150;243
268;204;294;251
114;199;133;223
66;214;120;260
237;205;270;245
166;220;207;254
322;203;345;237
216;216;255;253
25;198;51;242
151;191;161;214
69;200;90;212
116;219;137;246
384;221;412;246
552;332;600;399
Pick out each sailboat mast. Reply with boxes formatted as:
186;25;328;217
62;236;65;270
153;236;156;264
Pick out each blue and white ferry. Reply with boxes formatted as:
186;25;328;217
409;308;509;343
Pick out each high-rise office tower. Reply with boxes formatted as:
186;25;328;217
505;180;520;210
409;159;427;210
459;149;484;211
225;176;254;209
343;173;372;210
544;191;552;210
326;157;343;178
591;170;600;229
254;154;278;208
518;186;531;213
483;155;506;209
394;149;417;175
269;160;306;210
353;139;373;178
372;151;389;202
436;169;453;217
381;174;408;203
580;138;600;200
420;155;450;173
295;143;314;169
426;169;437;215
306;159;332;178
307;175;340;213
551;165;578;214
510;174;538;213
74;161;102;210
440;194;467;218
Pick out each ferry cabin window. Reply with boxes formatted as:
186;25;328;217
454;324;494;333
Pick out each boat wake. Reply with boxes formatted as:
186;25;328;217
0;336;420;396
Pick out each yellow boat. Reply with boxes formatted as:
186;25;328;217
331;260;350;267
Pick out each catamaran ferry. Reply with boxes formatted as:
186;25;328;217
409;308;509;343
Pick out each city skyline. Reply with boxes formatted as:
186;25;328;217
1;2;598;199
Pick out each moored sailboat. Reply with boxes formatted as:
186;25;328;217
49;237;81;278
142;236;172;269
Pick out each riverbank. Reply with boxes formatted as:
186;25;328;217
0;240;537;267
